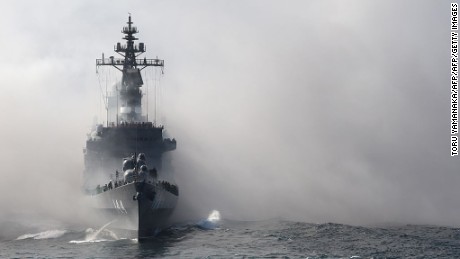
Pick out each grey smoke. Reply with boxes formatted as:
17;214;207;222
0;0;457;230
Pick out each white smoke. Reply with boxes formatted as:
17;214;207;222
0;0;457;228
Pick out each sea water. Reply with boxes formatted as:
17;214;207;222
1;212;460;258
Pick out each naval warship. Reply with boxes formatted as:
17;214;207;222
83;15;178;239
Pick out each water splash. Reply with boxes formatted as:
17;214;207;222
16;230;67;240
85;220;116;241
197;210;221;230
69;220;118;243
208;210;221;222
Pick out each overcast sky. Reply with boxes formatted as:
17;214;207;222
0;0;457;227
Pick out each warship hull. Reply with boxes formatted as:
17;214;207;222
89;182;178;239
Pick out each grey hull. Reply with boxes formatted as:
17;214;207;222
89;182;178;239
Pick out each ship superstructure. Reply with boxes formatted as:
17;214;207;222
84;15;178;239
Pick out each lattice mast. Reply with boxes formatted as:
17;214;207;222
96;15;164;122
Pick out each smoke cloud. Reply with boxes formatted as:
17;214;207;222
0;0;457;231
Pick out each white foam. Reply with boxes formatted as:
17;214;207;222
69;237;132;244
69;239;110;244
16;230;67;240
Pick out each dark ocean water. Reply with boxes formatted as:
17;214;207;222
1;218;460;258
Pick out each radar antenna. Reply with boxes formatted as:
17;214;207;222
96;15;164;122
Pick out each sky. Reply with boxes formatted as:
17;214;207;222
0;0;457;228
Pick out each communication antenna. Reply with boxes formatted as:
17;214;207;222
96;62;109;125
105;67;108;127
95;14;164;123
146;69;149;122
154;65;157;126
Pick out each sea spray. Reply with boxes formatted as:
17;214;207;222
85;220;116;241
69;220;118;243
16;230;67;240
197;210;221;230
